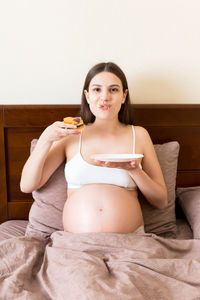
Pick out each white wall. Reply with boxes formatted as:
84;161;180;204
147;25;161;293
0;0;200;104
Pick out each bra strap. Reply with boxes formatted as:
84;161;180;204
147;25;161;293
78;133;82;153
132;125;135;153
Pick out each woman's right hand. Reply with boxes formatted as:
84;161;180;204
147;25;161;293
40;121;82;143
20;120;82;193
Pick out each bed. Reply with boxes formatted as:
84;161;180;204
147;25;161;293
0;104;200;299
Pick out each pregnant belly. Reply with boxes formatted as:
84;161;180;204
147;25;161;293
63;184;144;233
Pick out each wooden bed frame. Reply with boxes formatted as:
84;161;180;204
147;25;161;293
0;104;200;224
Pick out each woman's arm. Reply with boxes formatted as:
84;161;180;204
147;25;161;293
92;126;168;209
20;121;80;193
128;127;168;209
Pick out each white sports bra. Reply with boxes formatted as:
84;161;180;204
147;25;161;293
65;126;141;190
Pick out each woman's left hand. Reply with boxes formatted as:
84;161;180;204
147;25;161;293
92;159;140;171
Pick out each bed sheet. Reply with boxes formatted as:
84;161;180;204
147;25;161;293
0;218;193;242
0;230;200;299
0;220;28;242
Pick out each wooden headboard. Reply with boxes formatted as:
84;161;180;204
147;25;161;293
0;104;200;223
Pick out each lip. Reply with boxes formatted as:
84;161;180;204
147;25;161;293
97;104;110;110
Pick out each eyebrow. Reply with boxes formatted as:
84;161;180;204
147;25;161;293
91;84;120;87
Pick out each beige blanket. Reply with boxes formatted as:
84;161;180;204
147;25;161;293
0;231;200;300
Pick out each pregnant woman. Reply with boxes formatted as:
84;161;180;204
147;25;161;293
20;62;167;234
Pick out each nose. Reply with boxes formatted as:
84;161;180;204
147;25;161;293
100;89;110;102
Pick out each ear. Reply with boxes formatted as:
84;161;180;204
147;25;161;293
84;90;90;104
122;89;128;104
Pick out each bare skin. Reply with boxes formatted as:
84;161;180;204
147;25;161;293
20;71;168;233
63;124;144;233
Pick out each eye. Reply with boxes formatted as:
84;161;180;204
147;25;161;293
93;87;101;92
110;87;119;93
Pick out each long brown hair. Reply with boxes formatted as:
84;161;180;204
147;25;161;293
80;62;132;125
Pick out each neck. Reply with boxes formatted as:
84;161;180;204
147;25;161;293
92;118;123;134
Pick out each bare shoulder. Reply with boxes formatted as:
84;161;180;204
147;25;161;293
133;126;154;154
134;126;151;141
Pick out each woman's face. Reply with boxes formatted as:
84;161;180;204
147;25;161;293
84;71;128;121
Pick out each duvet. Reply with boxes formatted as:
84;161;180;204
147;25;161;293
0;231;200;300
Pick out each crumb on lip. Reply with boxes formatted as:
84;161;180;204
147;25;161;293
98;104;111;110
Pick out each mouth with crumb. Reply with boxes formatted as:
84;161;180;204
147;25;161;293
97;104;110;111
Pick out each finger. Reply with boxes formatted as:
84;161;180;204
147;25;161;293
102;161;124;168
92;159;106;167
57;127;79;137
104;161;133;169
53;121;74;128
130;160;138;167
66;128;82;135
59;127;69;136
104;161;113;167
53;120;77;129
60;123;77;129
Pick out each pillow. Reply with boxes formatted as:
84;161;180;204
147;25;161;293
25;139;67;238
26;139;179;239
139;141;180;238
176;186;200;239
